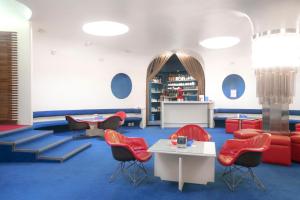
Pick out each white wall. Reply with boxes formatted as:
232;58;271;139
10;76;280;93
32;33;151;111
0;0;32;124
31;32;300;112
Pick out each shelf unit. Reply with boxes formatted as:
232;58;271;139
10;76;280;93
148;73;199;125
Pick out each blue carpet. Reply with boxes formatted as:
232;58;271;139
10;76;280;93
0;127;299;200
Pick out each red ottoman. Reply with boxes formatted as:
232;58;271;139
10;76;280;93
296;123;300;132
233;129;262;139
241;119;261;129
291;134;300;162
225;119;239;133
262;135;291;166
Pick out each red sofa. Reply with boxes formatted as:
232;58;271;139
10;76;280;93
291;132;300;162
296;123;300;132
262;134;291;166
225;119;239;133
234;129;292;166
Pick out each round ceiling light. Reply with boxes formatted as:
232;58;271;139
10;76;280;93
199;36;240;49
82;21;129;36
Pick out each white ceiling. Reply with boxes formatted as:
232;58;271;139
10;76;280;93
19;0;300;57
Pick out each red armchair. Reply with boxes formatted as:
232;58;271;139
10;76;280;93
115;111;127;125
218;133;271;191
169;124;211;141
104;129;152;185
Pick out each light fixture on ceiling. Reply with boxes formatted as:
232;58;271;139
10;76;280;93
82;21;129;36
199;36;240;49
252;29;300;68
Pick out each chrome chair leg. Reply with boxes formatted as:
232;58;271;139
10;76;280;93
222;166;266;191
109;162;124;183
248;168;266;191
109;161;148;186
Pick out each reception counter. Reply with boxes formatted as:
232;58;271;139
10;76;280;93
161;101;214;128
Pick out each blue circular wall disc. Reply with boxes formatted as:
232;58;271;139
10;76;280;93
111;73;132;99
222;74;245;99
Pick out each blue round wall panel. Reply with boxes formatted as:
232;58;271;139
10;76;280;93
222;74;245;99
111;73;132;99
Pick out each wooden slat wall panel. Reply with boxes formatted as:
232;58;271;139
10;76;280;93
0;31;18;124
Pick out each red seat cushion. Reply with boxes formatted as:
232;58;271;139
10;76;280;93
134;150;152;162
242;119;259;125
270;135;291;146
234;129;261;139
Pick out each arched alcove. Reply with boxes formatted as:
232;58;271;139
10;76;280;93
145;51;205;125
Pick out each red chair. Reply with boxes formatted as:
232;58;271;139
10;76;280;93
169;124;211;141
218;133;271;191
104;129;152;185
115;111;127;125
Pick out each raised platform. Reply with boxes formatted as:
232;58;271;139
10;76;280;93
0;125;91;162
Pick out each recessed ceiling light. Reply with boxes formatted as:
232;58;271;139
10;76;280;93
199;36;240;49
82;21;129;36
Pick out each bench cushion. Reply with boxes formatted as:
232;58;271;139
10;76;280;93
33;120;68;129
33;108;141;118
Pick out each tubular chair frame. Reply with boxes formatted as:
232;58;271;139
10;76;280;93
110;160;148;186
221;152;266;191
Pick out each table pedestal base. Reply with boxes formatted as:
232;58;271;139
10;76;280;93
154;153;215;191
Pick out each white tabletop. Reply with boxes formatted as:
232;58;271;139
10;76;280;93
148;139;216;157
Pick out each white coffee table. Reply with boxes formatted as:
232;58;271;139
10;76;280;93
148;139;216;191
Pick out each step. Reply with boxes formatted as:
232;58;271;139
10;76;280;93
14;135;73;153
0;130;53;145
0;125;32;136
37;140;92;162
